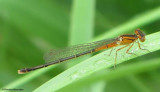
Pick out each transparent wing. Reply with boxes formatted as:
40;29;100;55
43;38;115;63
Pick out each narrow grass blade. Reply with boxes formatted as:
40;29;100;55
34;31;160;92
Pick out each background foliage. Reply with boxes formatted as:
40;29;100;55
0;0;160;92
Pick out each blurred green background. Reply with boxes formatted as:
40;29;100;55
0;0;160;92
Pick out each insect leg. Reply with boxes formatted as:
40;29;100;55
108;48;114;56
115;45;129;68
126;42;138;56
137;41;150;52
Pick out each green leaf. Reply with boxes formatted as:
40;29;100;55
58;57;160;92
67;0;95;67
69;0;95;45
94;7;160;41
34;31;160;92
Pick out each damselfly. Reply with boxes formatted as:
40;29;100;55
18;29;147;74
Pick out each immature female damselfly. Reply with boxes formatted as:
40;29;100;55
18;29;147;74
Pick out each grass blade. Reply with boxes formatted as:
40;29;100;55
34;31;160;92
95;7;160;41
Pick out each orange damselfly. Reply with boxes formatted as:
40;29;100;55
18;29;147;74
